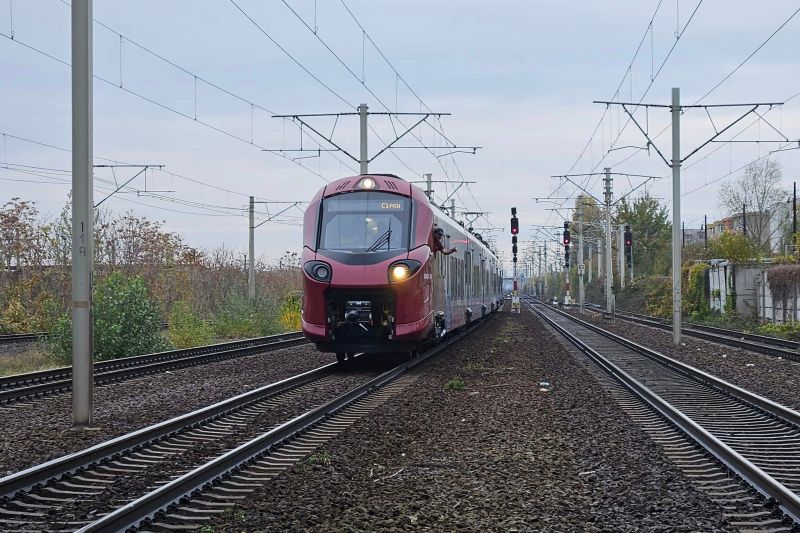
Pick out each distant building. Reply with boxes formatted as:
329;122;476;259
708;202;793;253
682;228;705;247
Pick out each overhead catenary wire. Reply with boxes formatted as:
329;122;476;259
318;0;480;210
1;5;362;180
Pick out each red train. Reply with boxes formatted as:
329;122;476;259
301;173;504;361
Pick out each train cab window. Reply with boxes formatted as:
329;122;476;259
319;192;410;252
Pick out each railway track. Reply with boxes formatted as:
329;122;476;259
584;302;799;358
0;332;46;345
0;332;306;406
0;316;489;531
528;299;800;528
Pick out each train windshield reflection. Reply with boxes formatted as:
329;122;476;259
319;192;410;252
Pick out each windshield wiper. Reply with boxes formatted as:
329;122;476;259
365;229;392;252
365;220;392;253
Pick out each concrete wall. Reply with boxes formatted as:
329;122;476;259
708;260;799;322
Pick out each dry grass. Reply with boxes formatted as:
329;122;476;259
0;343;62;377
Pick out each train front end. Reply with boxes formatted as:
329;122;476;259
301;174;434;356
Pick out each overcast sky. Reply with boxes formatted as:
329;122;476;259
1;1;798;271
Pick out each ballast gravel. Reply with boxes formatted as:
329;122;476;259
0;343;331;475
568;308;800;412
210;310;731;532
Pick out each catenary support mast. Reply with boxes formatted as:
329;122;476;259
671;88;682;345
72;0;94;429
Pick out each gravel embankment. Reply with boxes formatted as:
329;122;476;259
0;344;332;475
210;310;731;532
566;308;800;411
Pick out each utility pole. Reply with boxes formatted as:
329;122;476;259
450;199;456;219
618;224;625;290
704;215;708;249
424;173;433;200
682;221;685;248
543;246;548;294
597;237;603;278
671;87;682;346
248;196;255;300
578;202;585;312
792;181;797;235
793;182;797;236
604;168;614;314
595;87;781;346
742;202;747;237
72;0;94;429
588;243;593;283
358;103;368;174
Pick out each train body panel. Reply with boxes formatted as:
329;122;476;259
301;173;503;355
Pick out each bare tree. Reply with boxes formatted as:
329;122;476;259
718;159;787;251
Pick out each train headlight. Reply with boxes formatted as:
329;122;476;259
388;260;421;282
303;261;332;282
391;264;410;280
358;177;376;189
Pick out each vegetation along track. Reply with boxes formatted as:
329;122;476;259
585;302;799;358
0;315;491;532
0;332;306;405
529;299;800;528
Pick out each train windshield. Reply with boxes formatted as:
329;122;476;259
319;192;410;252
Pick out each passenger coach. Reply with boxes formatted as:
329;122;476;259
301;173;503;360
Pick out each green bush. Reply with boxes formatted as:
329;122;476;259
445;377;466;391
167;301;215;349
48;272;168;363
213;292;280;339
684;262;710;319
758;321;800;341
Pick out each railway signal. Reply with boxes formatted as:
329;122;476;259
564;244;570;268
510;208;519;235
563;221;571;245
624;224;633;270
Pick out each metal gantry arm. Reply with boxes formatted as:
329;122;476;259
594;92;785;345
253;202;304;229
92;164;165;208
269;108;478;174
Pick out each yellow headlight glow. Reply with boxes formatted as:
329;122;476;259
391;264;410;281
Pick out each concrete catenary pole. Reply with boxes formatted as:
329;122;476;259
597;237;603;278
248;196;255;300
587;244;593;283
543;246;548;294
72;0;94;429
424;173;433;200
450;199;456;219
358;103;368;175
578;201;585;312
671;87;682;345
618;225;625;290
629;232;634;281
604;168;614;314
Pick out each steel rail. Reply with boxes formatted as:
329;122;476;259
0;332;306;405
529;300;800;524
0;360;338;501
0;332;46;345
584;302;799;354
77;319;489;532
